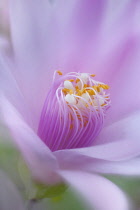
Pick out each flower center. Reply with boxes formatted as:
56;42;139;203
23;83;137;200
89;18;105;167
38;71;110;151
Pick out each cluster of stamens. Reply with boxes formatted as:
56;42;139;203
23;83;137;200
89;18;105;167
38;71;111;151
57;71;110;109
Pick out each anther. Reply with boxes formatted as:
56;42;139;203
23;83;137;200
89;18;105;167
57;70;63;75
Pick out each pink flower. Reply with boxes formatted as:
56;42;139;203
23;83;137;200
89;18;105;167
0;0;140;209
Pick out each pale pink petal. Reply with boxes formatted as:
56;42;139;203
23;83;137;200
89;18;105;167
59;171;129;210
94;111;140;145
104;41;140;125
50;0;106;72
8;0;140;129
0;54;30;119
8;0;54;128
55;111;140;162
92;1;140;124
8;0;108;130
56;151;140;176
0;96;60;185
78;2;140;125
0;53;37;130
86;158;140;176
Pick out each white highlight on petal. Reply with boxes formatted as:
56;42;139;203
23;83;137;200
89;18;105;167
65;94;76;105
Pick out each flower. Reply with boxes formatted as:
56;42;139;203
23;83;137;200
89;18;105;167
0;0;140;209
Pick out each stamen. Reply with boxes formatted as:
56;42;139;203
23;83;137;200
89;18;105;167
57;70;63;75
38;71;111;151
90;74;96;77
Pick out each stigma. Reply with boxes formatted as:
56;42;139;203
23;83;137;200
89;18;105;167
38;71;111;151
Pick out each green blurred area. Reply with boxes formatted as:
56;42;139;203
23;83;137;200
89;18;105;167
0;141;140;210
106;175;140;210
0;142;89;210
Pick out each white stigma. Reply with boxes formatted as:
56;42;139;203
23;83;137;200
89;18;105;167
64;80;74;90
80;73;89;82
65;94;76;105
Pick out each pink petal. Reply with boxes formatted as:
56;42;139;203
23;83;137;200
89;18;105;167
55;111;140;163
87;158;140;176
104;40;140;125
92;1;140;125
8;0;140;130
79;2;140;125
8;0;55;129
0;96;60;185
56;151;140;176
9;0;52;69
0;54;31;122
94;111;140;145
51;0;106;72
8;0;107;129
59;170;129;210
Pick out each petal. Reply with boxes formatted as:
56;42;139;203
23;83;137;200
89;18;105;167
59;171;129;210
81;2;140;124
55;111;140;163
87;158;140;176
52;0;107;72
0;96;60;184
7;1;75;130
56;152;140;176
9;0;52;69
8;0;140;129
8;0;55;129
94;2;140;124
0;53;33;125
105;41;140;125
94;110;140;145
9;0;106;70
0;170;25;210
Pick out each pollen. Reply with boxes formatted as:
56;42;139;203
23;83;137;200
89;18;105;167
57;70;63;75
90;74;96;77
61;72;110;109
76;78;80;83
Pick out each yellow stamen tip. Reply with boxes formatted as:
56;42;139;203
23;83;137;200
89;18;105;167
87;89;95;95
62;88;69;94
75;86;79;90
76;78;80;83
57;70;63;75
68;79;74;82
90;74;96;77
69;89;73;94
84;84;87;88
